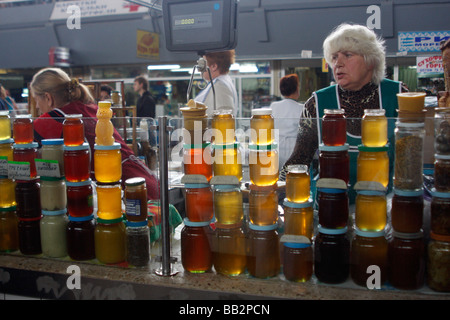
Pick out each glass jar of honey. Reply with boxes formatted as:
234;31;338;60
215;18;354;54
282;198;314;239
183;143;212;181
13;114;33;144
181;218;213;273
63;114;84;146
96;182;123;220
246;222;280;279
391;188;423;233
285;164;310;203
314;225;349;284
355;189;387;232
212;223;246;276
319;144;349;184
434;154;450;192
66;179;94;217
430;189;450;236
95;217;126;265
41;139;64;176
0;177;16;208
0;138;13;161
212;110;235;144
125;177;148;222
317;186;349;229
40;176;67;211
184;181;213;222
18;216;42;255
322;109;346;146
212;142;243;181
250;108;274;145
67;214;96;260
281;235;313;283
357;145;389;188
350;228;388;287
0;110;11;140
249;183;278;226
15;179;41;219
427;232;450;292
248;143;279;186
40;208;68;258
13;142;39;179
64;143;91;182
388;230;425;290
212;183;243;225
94;143;122;183
361;109;388;147
0;206;18;252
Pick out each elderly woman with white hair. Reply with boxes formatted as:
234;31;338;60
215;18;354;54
282;23;407;203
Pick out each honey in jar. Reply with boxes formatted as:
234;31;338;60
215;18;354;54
15;179;41;219
13;142;39;179
124;177;148;222
350;228;388;287
183;143;212;181
212;183;243;225
96;182;123;220
250;108;274;145
66;179;94;217
430;189;450;236
66;214;96;260
95;101;115;146
0;138;13;162
248;143;279;186
212;110;235;144
285;164;310;203
318;144;349;185
212;223;246;276
95;217;126;265
283;198;314;239
322;109;346;146
0;206;19;252
317;184;349;229
357;145;389;188
18;216;42;255
13;114;33;144
181;218;212;273
246;222;280;279
281;235;313;282
94;143;122;183
212;142;243;181
249;183;278;226
0;177;16;208
63;143;90;182
355;189;387;232
63;114;84;146
391;188;423;233
0;110;11;140
184;181;213;222
361;109;388;147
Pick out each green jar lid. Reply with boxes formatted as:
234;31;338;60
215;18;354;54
283;198;313;208
357;144;389;152
97;217;124;224
212;142;240;149
319;143;349;152
94;142;121;150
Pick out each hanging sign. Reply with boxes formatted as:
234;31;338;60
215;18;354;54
136;30;160;60
398;31;450;52
416;56;443;74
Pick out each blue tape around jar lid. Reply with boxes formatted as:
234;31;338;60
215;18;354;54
184;218;211;227
283;242;312;249
41;138;64;145
317;187;347;193
94;142;121;150
42;208;67;216
354;227;385;237
126;220;148;228
356;190;386;196
430;188;450;198
63;142;90;151
68;214;95;222
66;178;92;187
248;222;278;231
318;225;348;235
184;183;210;189
13;142;39;149
283;198;313;208
393;187;423;197
0;138;14;144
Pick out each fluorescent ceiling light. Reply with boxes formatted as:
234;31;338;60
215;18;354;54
147;64;180;70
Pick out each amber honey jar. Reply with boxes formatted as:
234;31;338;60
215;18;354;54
212;183;243;225
184;182;213;222
94;143;122;183
0;138;13;161
248;143;279;186
281;234;313;283
212;223;246;276
285;164;310;203
317;186;349;229
0;110;11;140
66;179;94;217
319;144;350;184
357;145;389;188
96;182;123;220
246;222;280;279
63;143;90;182
391;188;423;233
350;228;388;287
283;198;313;239
388;230;425;290
13;142;39;179
183;143;212;181
0;177;16;208
0;206;19;252
212;110;235;144
322;109;346;146
355;189;387;232
63;114;84;146
124;177;148;222
181;218;212;273
13;114;33;144
250;108;274;145
249;183;278;226
430;189;450;236
95;217;126;265
212;142;243;181
361;109;387;147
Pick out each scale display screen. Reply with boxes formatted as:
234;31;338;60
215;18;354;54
163;0;237;53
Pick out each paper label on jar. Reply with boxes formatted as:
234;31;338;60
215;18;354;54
0;156;8;176
7;161;31;180
35;159;61;178
126;199;141;216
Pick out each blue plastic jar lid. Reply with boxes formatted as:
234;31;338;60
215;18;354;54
66;178;92;187
393;188;423;197
42;208;67;216
318;225;348;235
248;222;278;231
214;184;239;190
68;214;94;222
13;142;38;149
317;187;347;194
356;190;386;196
283;242;312;249
63;143;89;151
184;218;211;227
430;188;450;199
354;228;385;237
94;142;121;150
319;143;349;152
184;183;210;189
41;138;64;145
0;138;14;144
283;198;313;208
126;220;148;228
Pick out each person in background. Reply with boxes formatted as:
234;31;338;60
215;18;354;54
0;84;9;111
282;23;408;203
100;85;113;101
270;74;304;169
30;67;159;200
133;75;156;119
194;50;238;117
